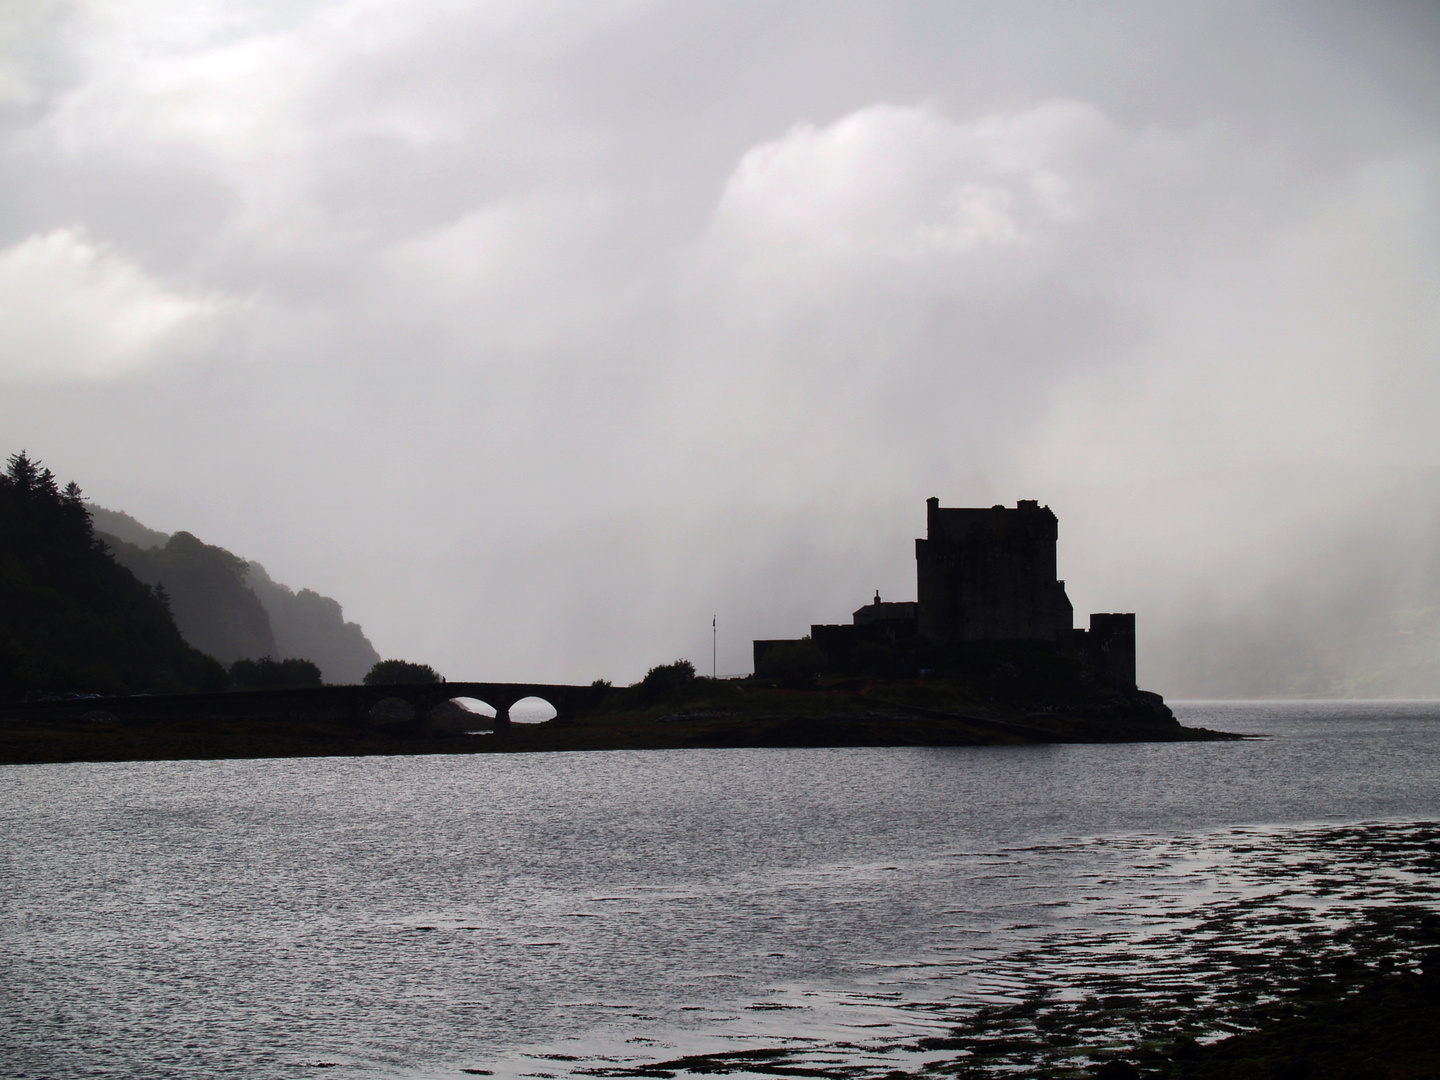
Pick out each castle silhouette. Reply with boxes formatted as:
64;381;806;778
753;498;1135;687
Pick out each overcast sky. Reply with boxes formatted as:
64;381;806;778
2;1;1437;688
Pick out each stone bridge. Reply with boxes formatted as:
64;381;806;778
3;681;604;731
360;681;601;729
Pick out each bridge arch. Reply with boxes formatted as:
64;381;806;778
507;696;558;724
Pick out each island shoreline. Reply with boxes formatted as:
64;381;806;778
0;703;1242;766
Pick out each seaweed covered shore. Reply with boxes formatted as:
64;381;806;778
583;821;1440;1080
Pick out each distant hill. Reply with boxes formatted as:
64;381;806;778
102;531;277;666
245;562;380;684
93;508;380;684
89;505;170;551
0;453;228;698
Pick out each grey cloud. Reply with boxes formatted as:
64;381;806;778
0;2;1436;690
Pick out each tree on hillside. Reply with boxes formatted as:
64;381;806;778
0;451;229;698
364;659;441;685
229;656;324;690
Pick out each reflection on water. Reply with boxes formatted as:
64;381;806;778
1;701;1437;1079
478;820;1440;1080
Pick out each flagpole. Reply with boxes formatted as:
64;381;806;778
712;616;717;680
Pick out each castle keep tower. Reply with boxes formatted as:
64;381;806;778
915;498;1074;643
753;497;1136;689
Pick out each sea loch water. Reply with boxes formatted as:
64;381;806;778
2;701;1438;1079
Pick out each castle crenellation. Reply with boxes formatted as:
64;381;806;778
754;498;1136;688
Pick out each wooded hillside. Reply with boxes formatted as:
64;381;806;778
0;453;228;699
